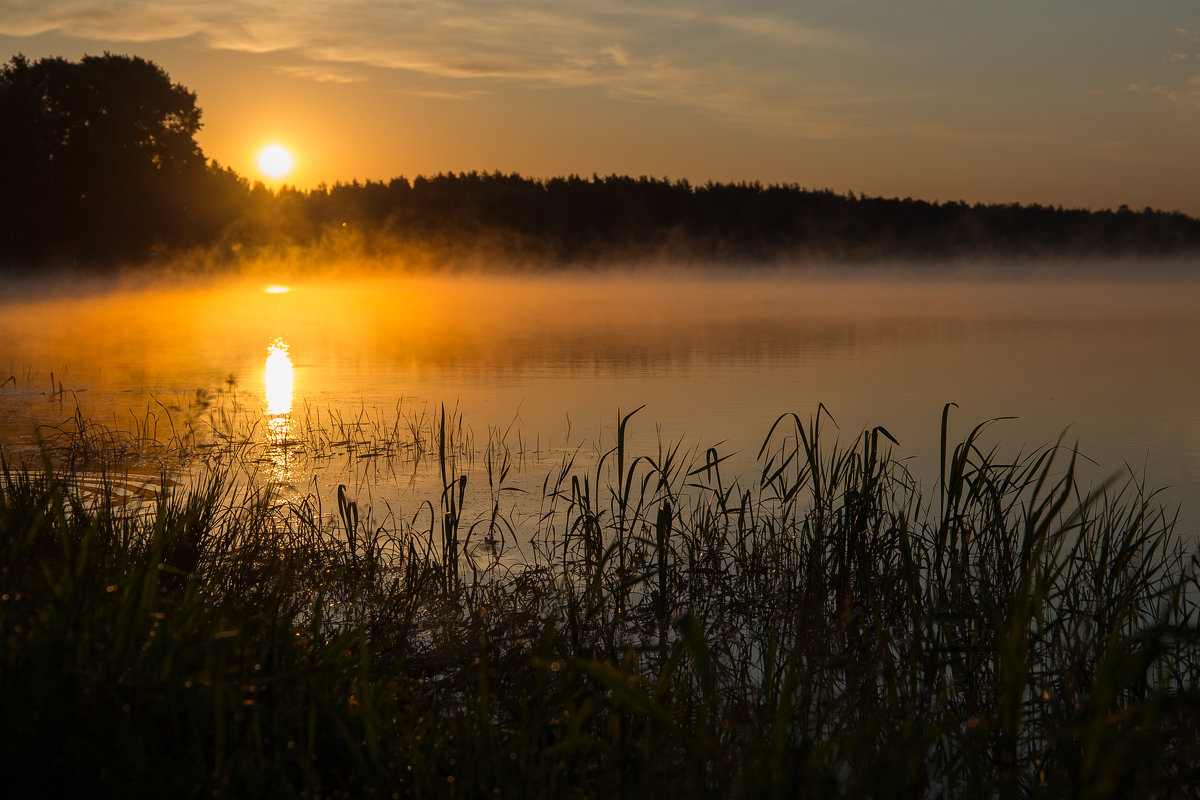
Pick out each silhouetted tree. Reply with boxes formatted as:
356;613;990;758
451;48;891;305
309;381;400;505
253;172;1200;268
3;53;1199;270
0;53;210;265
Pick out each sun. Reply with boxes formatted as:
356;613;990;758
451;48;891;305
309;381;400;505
257;144;294;179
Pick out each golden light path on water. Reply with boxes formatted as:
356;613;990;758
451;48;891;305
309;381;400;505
262;337;298;488
2;274;1200;539
264;338;294;416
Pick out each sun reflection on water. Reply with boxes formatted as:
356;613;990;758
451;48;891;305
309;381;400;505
262;337;299;491
264;338;294;416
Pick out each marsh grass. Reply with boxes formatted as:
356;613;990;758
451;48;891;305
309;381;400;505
1;402;1198;798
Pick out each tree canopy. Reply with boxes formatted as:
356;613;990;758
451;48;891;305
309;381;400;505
2;53;1199;271
0;52;228;263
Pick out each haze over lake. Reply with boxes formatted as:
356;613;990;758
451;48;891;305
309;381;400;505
3;266;1199;538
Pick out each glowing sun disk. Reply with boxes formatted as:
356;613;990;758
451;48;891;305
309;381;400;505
257;145;294;179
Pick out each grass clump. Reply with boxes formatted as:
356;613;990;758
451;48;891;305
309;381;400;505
1;404;1197;798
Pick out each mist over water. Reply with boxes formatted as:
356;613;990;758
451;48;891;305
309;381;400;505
3;265;1199;538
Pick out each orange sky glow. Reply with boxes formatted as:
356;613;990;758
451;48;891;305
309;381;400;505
2;2;1199;214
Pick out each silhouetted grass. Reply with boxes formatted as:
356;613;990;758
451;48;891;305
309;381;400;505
1;404;1197;798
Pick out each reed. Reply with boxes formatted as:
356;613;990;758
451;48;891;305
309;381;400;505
0;403;1197;797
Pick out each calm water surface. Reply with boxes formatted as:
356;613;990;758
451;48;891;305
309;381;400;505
3;269;1199;537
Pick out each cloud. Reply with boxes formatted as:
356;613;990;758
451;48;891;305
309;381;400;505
0;1;849;85
1070;139;1169;163
0;0;212;41
1129;75;1200;108
401;88;487;101
274;64;365;84
0;0;1020;144
601;44;631;68
708;13;853;49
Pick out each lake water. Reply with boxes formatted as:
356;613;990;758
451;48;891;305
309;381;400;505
3;267;1200;540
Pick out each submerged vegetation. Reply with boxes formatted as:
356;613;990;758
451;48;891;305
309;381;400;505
2;402;1197;797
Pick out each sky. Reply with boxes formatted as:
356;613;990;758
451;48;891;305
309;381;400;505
2;1;1199;215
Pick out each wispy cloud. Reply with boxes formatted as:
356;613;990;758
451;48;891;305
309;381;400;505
402;88;487;101
600;44;631;69
1071;139;1171;163
1174;25;1200;43
1129;74;1200;108
1;0;213;41
0;1;853;90
274;64;364;84
0;0;1044;144
708;13;853;49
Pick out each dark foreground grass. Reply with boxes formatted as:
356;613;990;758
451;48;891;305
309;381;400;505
2;405;1198;798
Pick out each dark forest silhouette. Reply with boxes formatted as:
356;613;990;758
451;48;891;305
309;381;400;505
0;53;245;266
4;53;1200;272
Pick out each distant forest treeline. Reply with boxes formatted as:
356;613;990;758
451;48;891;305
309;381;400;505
4;53;1200;272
